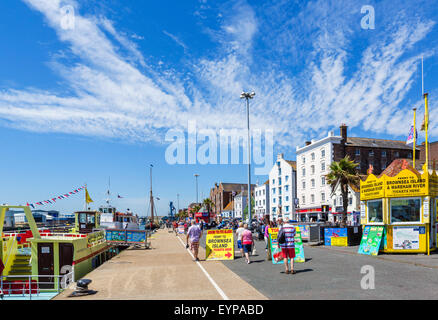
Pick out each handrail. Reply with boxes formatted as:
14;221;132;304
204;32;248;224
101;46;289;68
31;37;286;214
3;235;18;275
1;271;74;300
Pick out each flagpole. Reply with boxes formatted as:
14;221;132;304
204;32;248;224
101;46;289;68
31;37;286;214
425;93;429;171
413;108;417;168
84;183;87;211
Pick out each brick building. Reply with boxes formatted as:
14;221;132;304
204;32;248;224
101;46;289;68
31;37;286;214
209;183;255;217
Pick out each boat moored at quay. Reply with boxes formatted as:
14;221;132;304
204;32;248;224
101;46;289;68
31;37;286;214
0;205;148;300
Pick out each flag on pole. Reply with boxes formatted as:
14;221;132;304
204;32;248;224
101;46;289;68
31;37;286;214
406;125;417;146
85;188;94;204
421;113;428;131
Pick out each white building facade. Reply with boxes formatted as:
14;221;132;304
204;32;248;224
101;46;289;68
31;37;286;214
254;181;269;220
330;183;361;226
233;192;247;219
269;153;297;221
296;131;342;222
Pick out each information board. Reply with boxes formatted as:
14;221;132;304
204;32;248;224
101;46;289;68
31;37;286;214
358;225;384;255
205;229;234;261
393;226;421;250
324;228;348;246
268;227;305;264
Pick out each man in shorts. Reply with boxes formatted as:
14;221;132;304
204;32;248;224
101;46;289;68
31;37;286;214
278;219;296;274
186;220;202;261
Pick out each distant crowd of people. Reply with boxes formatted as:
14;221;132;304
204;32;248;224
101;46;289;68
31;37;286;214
164;216;298;275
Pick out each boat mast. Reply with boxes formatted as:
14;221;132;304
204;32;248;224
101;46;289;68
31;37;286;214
150;164;154;223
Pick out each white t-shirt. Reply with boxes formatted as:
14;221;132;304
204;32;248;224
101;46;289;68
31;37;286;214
236;227;245;241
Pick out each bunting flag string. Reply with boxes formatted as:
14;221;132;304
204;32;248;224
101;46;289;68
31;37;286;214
26;186;86;208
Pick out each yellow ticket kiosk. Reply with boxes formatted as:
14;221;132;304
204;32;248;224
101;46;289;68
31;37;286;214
360;159;437;254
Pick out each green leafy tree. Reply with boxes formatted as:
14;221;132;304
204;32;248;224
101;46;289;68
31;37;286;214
326;156;360;227
243;197;255;222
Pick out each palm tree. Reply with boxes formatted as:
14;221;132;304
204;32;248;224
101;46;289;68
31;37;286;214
326;156;360;227
203;198;214;214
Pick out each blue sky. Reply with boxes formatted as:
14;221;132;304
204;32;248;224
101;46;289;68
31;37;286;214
0;0;437;216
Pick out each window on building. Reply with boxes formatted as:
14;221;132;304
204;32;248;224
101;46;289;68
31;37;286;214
277;161;281;167
321;162;325;171
272;188;276;194
311;194;315;203
285;185;289;191
302;181;305;189
367;199;383;223
311;179;315;188
279;187;282;195
395;151;399;158
285;175;289;182
321;176;326;186
286;196;289;202
356;149;360;156
408;152;413;159
311;153;315;160
349;197;352;205
302;196;305;205
334;199;336;206
302;156;305;164
286;206;289;212
321;149;325;158
278;168;282;175
272;179;275;185
263;189;265;195
382;163;387;170
311;165;315;174
273;198;276;203
321;192;325;201
302;168;306;176
382;151;387;157
263;199;265;205
272;207;276;213
279;178;282;185
369;150;374;156
390;198;421;223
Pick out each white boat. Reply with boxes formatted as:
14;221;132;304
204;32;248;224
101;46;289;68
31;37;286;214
98;205;140;230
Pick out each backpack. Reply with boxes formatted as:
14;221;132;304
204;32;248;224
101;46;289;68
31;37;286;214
278;228;286;245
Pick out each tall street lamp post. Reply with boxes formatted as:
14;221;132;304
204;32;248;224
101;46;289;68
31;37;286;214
240;91;255;224
194;174;200;204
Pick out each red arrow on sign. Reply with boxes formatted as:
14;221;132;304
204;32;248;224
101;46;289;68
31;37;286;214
225;252;232;258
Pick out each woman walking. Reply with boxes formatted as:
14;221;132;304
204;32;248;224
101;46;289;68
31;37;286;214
241;224;254;264
235;222;245;258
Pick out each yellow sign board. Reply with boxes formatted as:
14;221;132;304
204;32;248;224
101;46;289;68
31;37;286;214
330;237;348;246
205;229;234;260
360;175;385;200
385;170;427;198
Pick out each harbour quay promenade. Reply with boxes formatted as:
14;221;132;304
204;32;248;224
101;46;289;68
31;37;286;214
54;228;267;300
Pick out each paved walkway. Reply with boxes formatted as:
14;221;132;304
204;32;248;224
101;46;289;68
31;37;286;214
309;244;438;269
54;228;267;300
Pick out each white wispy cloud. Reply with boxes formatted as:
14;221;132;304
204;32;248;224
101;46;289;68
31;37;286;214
0;0;436;154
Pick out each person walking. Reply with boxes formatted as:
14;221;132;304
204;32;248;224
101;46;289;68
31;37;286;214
278;219;296;274
241;224;254;264
235;222;245;258
186;220;203;261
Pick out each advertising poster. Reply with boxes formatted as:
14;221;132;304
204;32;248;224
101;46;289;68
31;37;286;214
324;228;348;246
358;226;384;255
393;226;420;250
178;225;185;234
205;229;234;261
268;227;305;264
126;230;147;243
298;225;310;240
106;230;126;242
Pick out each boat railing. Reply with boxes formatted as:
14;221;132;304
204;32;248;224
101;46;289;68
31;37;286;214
2;235;18;275
0;272;74;300
39;232;87;238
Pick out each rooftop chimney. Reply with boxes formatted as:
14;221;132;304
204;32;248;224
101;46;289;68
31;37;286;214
340;124;348;141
